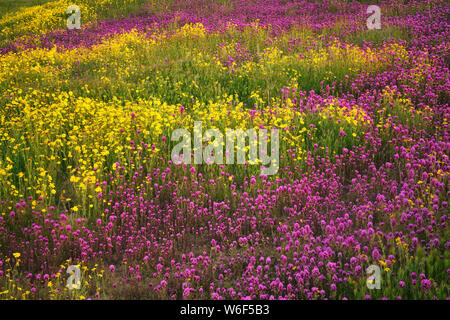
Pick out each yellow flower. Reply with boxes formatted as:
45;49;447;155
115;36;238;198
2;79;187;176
13;253;20;258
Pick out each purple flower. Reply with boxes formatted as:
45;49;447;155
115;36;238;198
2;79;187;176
421;279;432;291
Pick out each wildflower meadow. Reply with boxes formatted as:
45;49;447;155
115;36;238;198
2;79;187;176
0;0;448;301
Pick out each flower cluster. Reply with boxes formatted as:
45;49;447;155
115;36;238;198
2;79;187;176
0;0;448;300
